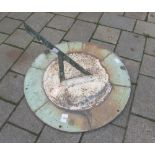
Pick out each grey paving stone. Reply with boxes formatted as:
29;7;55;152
9;98;43;134
125;12;147;20
116;31;145;61
0;44;23;79
145;38;155;56
81;124;125;143
24;13;53;32
132;75;155;120
37;125;81;143
12;42;46;75
0;33;8;44
148;13;155;23
0;12;8;20
106;12;124;15
5;29;33;49
39;27;65;44
8;12;31;20
121;58;140;83
0;100;15;128
78;12;102;23
0;123;36;143
134;20;155;37
140;54;155;78
100;13;136;31
0;72;24;103
125;115;155;142
112;85;135;128
93;25;120;44
47;15;74;31
90;39;115;52
55;12;79;18
65;20;96;42
0;18;21;34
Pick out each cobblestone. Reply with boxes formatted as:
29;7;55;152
0;123;36;143
125;12;147;20
65;20;96;41
93;25;120;44
8;12;31;21
140;54;155;78
145;38;155;56
81;124;125;143
5;29;33;49
9;98;44;134
78;12;102;23
0;72;24;103
0;18;21;34
47;15;74;31
132;75;155;120
134;20;155;37
100;13;136;31
0;100;15;128
0;44;23;79
37;126;81;143
125;115;155;143
116;31;145;61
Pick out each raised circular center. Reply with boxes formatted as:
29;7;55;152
43;52;112;111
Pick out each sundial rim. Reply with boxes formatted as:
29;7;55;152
24;42;131;132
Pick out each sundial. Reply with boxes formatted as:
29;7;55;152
24;23;131;132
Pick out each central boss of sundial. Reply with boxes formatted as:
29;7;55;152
43;52;112;111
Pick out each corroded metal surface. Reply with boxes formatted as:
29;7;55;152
43;52;112;111
24;42;131;132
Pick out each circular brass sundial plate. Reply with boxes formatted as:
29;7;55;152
24;42;131;132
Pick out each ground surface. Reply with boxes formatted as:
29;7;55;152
0;12;155;143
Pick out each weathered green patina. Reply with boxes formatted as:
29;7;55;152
24;42;131;132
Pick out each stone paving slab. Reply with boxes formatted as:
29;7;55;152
140;54;155;78
37;125;81;143
64;20;96;41
0;33;8;44
93;25;120;44
81;124;125;143
39;27;65;44
5;29;33;49
124;12;147;20
145;38;155;56
121;58;140;83
125;114;155;143
0;72;24;104
148;13;155;23
9;98;44;134
0;12;8;21
0;123;36;143
77;12;102;23
12;42;46;75
132;75;155;120
112;85;135;128
47;15;74;31
23;13;54;32
55;12;79;18
134;20;155;37
0;44;23;79
116;31;145;61
100;13;136;31
0;18;21;34
0;100;15;128
8;12;32;21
